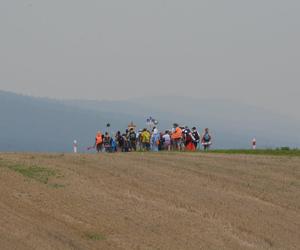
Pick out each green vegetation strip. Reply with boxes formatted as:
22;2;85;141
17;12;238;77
8;164;56;184
207;149;300;157
85;233;106;241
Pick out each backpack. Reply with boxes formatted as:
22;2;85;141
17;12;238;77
111;139;117;149
185;134;193;144
129;131;136;140
204;133;211;142
193;131;200;141
117;135;124;146
153;133;160;145
104;137;111;147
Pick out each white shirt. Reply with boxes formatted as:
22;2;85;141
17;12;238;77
163;134;171;143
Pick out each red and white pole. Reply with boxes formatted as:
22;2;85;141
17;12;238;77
252;138;257;150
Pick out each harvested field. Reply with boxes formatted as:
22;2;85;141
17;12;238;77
0;152;299;250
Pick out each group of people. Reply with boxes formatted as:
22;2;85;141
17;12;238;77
92;123;212;153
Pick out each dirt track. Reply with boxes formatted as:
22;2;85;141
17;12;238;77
0;152;299;250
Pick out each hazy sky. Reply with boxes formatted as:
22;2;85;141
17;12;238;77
0;1;299;119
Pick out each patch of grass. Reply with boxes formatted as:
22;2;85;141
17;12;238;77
85;233;106;241
207;149;300;157
8;164;56;184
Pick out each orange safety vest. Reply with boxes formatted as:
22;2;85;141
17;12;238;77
172;127;182;140
96;132;103;145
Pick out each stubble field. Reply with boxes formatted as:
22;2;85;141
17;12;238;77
0;152;299;250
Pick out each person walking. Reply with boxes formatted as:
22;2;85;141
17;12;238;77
171;123;183;151
163;131;171;151
95;131;103;153
184;127;196;151
192;127;200;150
122;133;130;152
115;131;123;152
128;128;137;151
136;129;143;151
201;128;212;151
141;128;151;151
103;132;112;152
151;127;160;152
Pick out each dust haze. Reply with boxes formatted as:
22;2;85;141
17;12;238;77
0;1;299;119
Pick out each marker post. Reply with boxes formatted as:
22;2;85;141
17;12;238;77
73;140;78;153
252;138;257;150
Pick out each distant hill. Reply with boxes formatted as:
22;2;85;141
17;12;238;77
64;96;300;149
0;90;299;152
0;91;143;152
